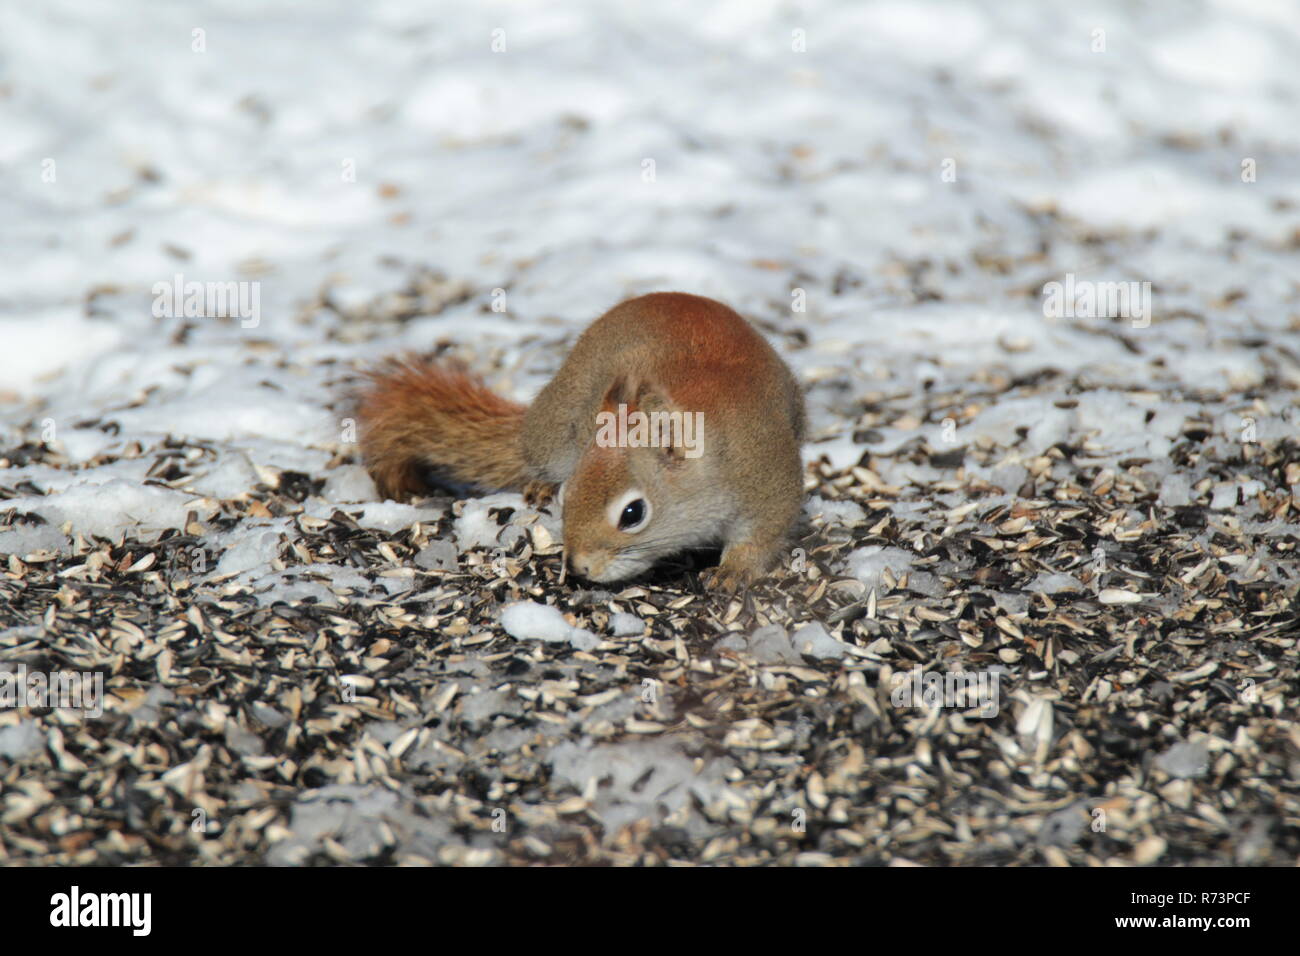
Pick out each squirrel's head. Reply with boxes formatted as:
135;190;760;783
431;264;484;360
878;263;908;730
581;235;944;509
563;375;707;583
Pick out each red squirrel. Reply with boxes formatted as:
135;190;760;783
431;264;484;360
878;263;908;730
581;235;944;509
355;292;806;589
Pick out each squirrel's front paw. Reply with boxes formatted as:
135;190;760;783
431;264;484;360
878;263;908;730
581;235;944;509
522;479;560;508
700;563;765;594
702;542;780;593
700;567;748;593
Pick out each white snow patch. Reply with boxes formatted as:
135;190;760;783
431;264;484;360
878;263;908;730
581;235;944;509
0;479;216;541
844;546;916;591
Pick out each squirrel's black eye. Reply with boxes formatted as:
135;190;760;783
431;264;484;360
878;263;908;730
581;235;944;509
618;499;647;530
609;492;652;533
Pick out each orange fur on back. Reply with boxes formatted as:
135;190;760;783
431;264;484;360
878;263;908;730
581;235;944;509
353;293;805;588
355;358;528;499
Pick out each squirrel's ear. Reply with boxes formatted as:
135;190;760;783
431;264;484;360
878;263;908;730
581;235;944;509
633;379;675;416
602;376;675;414
634;380;691;465
601;374;635;412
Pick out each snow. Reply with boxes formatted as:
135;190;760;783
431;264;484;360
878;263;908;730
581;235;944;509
0;0;1293;864
1029;572;1084;595
0;478;217;542
453;493;532;551
413;539;458;572
500;601;597;651
747;625;802;665
548;738;737;839
267;782;452;866
608;612;646;637
187;455;262;500
0;309;124;396
344;501;443;533
791;622;849;661
1211;479;1266;511
2;0;1298;611
0;720;45;761
1154;738;1211;779
805;494;867;526
0;523;70;557
1158;473;1193;508
844;546;916;591
209;520;290;579
320;465;377;503
568;628;601;652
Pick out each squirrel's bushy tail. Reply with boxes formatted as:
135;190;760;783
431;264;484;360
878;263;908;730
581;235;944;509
355;358;529;500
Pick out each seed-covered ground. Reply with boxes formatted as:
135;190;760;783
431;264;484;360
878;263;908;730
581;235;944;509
1;1;1298;865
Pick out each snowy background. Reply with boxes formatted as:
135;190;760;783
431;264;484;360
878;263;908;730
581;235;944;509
1;0;1298;865
3;0;1298;466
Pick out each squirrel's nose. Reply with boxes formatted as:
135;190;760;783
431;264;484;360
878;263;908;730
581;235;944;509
569;553;597;579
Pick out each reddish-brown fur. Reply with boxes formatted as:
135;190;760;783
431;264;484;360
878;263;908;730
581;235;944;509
356;359;528;498
355;293;806;589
